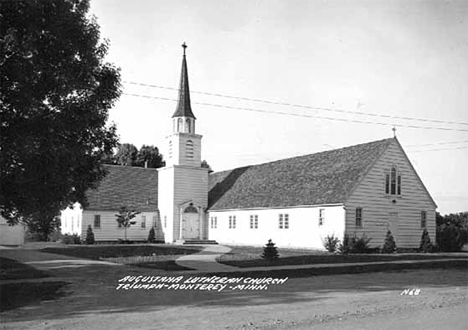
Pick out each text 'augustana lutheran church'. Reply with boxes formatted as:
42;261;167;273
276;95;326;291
61;44;437;250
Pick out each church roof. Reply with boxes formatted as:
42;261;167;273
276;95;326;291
208;138;394;210
172;43;196;119
85;165;158;212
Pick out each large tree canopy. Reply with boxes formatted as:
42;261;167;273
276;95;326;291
0;0;121;239
105;143;165;168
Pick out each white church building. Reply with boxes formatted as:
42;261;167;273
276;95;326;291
61;45;437;250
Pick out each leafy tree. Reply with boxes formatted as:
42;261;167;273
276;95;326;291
419;229;433;253
436;212;468;252
0;0;120;240
136;145;164;168
85;224;95;245
382;230;397;253
201;160;213;172
147;227;156;243
261;239;279;261
114;143;138;166
115;206;140;241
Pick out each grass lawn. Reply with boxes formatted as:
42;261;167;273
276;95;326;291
40;244;203;261
218;245;468;268
0;257;50;281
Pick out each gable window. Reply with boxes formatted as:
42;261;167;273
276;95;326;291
279;214;289;229
319;209;325;226
356;208;362;227
385;166;401;196
250;215;258;229
210;217;217;229
421;211;427;228
94;215;101;229
141;215;146;229
229;216;236;229
186;140;194;159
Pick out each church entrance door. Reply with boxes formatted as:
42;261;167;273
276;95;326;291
182;204;199;239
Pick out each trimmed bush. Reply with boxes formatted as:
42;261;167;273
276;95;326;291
62;234;81;245
85;225;95;245
323;234;340;253
147;227;156;243
261;239;279;261
419;229;433;253
382;230;397;253
338;234;372;254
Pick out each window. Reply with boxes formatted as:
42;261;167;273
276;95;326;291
279;214;289;229
94;215;101;229
229;216;236;229
168;141;172;159
210;217;217;229
356;208;362;227
164;216;167;228
153;216;157;228
177;118;183;132
186;140;194;159
319;209;325;226
186;118;191;133
421;211;427;228
385;166;401;196
250;215;258;229
141;215;146;229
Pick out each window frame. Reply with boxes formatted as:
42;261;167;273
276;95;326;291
385;166;402;197
141;215;146;229
355;207;363;227
319;208;324;226
94;214;101;229
420;211;427;228
250;215;258;229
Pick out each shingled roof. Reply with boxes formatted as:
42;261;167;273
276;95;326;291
208;138;394;210
85;165;158;212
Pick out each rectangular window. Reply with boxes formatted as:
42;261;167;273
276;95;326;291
141;215;146;228
421;211;427;228
250;215;258;229
279;214;289;229
153;216;157;228
397;175;401;195
319;209;324;226
356;208;362;227
229;216;236;229
385;174;390;194
94;215;101;229
391;168;397;195
210;217;218;229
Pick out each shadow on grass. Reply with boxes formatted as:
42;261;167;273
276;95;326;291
219;253;468;268
0;281;69;312
0;257;50;281
134;260;194;271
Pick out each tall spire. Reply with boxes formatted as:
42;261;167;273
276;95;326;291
172;42;196;119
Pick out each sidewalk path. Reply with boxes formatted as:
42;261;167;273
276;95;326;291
175;245;239;272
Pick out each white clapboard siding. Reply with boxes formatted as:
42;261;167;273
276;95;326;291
60;203;82;235
208;205;345;250
81;210;161;242
172;165;209;241
158;166;175;242
345;140;436;248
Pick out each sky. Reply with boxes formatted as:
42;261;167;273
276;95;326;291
89;0;468;214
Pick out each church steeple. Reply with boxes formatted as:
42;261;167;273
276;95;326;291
172;42;196;119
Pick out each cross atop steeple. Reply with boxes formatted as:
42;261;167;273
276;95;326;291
392;126;397;138
182;42;187;56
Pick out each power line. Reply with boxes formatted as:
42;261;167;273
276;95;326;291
123;80;468;127
406;139;468;148
122;92;468;133
407;146;468;153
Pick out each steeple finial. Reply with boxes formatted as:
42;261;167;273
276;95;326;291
392;126;397;138
182;42;187;56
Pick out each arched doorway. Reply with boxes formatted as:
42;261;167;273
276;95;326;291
182;204;199;239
